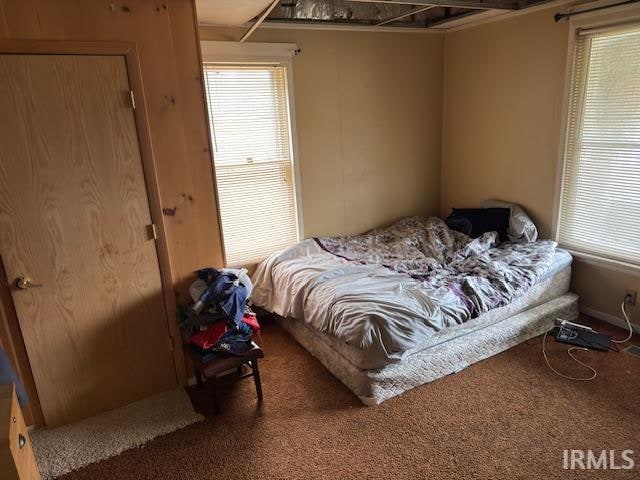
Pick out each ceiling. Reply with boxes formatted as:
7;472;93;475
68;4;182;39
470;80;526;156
196;0;275;26
196;0;553;30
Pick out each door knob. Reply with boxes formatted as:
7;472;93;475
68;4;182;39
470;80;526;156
15;276;43;290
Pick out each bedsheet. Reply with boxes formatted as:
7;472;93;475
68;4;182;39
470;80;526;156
252;217;557;367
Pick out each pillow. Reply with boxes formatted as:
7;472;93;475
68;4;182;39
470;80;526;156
446;208;510;242
445;215;473;236
481;199;538;243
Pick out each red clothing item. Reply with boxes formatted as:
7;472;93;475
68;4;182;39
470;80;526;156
189;321;227;350
242;313;260;332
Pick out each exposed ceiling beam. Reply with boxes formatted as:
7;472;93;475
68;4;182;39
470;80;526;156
260;20;442;32
376;5;436;26
262;18;445;31
240;0;282;42
347;0;520;11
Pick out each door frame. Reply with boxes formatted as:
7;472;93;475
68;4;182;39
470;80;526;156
0;40;187;426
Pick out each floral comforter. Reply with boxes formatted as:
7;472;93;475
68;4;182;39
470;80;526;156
252;216;557;368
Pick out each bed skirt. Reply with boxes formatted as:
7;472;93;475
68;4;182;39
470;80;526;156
277;292;579;405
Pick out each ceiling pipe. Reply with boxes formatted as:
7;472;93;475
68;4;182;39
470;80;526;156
376;5;436;25
241;0;282;42
348;0;519;11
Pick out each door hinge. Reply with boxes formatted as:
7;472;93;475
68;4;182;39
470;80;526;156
129;90;136;110
146;223;157;240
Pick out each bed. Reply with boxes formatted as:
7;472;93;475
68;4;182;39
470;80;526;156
252;216;578;404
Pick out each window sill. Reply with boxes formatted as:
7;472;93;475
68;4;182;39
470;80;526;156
562;248;640;278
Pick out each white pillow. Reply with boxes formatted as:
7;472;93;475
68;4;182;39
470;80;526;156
481;199;538;243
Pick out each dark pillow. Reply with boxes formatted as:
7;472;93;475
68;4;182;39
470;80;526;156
445;215;473;236
446;208;510;242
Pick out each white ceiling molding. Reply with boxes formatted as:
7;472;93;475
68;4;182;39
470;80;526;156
240;0;282;42
195;0;274;26
428;9;506;29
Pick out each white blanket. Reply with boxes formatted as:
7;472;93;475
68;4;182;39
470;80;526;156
252;217;556;368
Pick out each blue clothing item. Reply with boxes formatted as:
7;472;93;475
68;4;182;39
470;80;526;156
213;322;253;356
189;344;221;363
0;347;28;407
196;269;248;327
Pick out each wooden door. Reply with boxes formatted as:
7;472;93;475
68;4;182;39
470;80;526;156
0;54;177;426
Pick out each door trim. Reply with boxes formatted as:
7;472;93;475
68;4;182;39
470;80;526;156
0;40;187;426
0;255;44;427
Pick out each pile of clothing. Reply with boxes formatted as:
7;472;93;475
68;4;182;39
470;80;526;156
179;267;260;362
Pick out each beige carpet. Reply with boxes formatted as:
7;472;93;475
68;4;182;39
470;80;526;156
31;388;204;479
59;317;640;480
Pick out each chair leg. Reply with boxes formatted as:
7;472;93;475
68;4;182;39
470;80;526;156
211;376;221;415
251;359;263;401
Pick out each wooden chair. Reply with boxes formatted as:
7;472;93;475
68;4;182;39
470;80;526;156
187;342;264;414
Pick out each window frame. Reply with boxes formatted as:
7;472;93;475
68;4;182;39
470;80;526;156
200;41;304;266
552;3;640;275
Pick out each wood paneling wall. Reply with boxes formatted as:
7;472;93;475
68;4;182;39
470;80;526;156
0;0;223;425
0;0;223;295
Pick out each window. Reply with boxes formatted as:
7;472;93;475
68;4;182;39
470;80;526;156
557;23;640;267
203;63;300;266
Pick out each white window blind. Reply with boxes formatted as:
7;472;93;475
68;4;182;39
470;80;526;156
203;64;299;266
558;23;640;267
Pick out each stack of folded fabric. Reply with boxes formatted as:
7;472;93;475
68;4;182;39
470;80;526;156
178;267;260;362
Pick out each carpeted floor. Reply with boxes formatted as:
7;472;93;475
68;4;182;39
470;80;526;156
62;316;639;479
33;388;204;479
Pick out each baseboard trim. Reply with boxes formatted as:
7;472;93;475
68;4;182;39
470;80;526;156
579;305;640;334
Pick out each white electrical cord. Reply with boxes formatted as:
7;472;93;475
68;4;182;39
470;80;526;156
542;327;597;381
543;299;634;381
612;299;634;344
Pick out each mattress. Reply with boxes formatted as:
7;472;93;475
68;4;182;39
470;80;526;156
281;255;572;370
278;292;579;405
541;248;572;281
252;231;563;369
263;239;576;405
